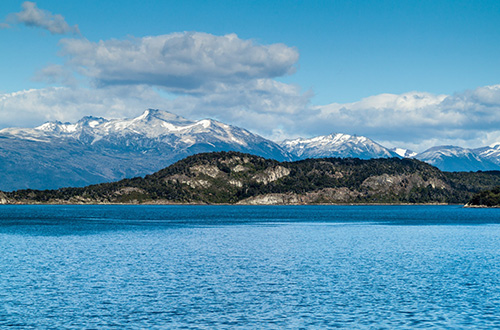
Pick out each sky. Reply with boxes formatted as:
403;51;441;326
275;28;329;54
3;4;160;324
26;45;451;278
1;0;500;152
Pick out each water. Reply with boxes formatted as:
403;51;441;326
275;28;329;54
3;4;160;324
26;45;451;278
1;205;500;329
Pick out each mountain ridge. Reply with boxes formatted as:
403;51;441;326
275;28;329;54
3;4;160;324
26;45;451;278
2;109;500;191
415;145;500;172
280;133;400;159
0;109;291;191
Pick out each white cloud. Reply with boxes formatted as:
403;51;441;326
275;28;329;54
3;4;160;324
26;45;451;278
0;86;171;128
58;32;298;92
9;1;79;35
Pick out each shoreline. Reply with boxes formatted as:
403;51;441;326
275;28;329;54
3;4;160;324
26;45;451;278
0;201;463;206
463;204;500;208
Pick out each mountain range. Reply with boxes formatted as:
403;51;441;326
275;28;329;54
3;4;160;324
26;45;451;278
281;133;400;159
1;109;500;191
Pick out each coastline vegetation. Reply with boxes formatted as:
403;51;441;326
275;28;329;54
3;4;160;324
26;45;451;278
467;187;500;207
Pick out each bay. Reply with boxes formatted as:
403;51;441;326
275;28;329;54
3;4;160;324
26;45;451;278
1;205;500;329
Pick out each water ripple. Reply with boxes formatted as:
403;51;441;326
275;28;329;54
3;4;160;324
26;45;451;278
1;205;500;328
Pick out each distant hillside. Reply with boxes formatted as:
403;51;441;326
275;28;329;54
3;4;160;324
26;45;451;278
3;152;500;205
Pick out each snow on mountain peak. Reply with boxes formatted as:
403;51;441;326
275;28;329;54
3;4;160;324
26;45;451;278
281;132;399;159
198;119;212;129
36;121;80;134
77;116;108;127
391;148;417;158
472;143;500;166
489;142;500;149
91;109;203;137
136;109;193;125
36;121;64;131
415;145;500;171
1;109;286;154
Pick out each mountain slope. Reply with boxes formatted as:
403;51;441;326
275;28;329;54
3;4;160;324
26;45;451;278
391;148;417;158
6;151;500;205
0;110;291;191
415;146;500;172
281;133;400;160
473;143;500;166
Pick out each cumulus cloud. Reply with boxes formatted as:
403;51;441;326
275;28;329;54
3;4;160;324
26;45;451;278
0;86;171;128
7;1;79;35
58;32;298;92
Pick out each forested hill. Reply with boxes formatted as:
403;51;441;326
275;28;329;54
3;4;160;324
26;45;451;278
2;151;500;205
467;187;500;207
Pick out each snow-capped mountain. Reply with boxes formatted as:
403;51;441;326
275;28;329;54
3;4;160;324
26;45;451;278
2;108;500;191
391;148;417;158
0;109;290;191
281;133;400;160
415;146;500;172
3;109;288;155
473;143;500;166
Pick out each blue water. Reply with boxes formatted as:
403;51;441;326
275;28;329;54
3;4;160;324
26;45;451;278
1;205;500;329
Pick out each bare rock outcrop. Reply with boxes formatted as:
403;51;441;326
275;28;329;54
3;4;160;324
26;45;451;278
361;173;449;195
0;192;9;204
253;166;290;184
189;164;221;178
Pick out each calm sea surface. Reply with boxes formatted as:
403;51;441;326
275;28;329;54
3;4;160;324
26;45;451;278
1;205;500;329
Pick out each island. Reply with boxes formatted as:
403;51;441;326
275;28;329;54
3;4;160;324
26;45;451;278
2;151;500;205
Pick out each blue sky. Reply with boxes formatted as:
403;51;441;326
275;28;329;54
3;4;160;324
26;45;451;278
1;0;500;151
